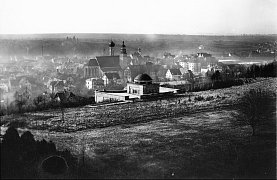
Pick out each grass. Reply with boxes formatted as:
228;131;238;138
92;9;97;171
8;108;274;179
1;78;276;178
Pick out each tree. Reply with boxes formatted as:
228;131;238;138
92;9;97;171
14;86;32;113
33;95;43;110
14;91;27;113
237;88;276;136
2;126;20;147
211;70;221;82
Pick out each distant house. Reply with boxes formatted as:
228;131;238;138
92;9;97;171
197;52;212;58
179;68;189;76
201;65;209;76
179;61;189;68
188;60;201;75
124;65;146;83
124;63;161;83
130;48;144;65
54;90;77;104
85;78;104;90
166;69;182;81
102;72;121;86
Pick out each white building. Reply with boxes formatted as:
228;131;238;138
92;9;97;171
188;61;201;75
86;78;104;90
166;69;182;81
179;61;189;71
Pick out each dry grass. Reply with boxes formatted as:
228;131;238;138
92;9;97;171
1;78;276;178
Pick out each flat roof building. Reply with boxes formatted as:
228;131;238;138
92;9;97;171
95;73;179;103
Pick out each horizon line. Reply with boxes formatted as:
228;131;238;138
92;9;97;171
0;32;277;36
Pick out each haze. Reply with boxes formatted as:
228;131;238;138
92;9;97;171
0;0;276;35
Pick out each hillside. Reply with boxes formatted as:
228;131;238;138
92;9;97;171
1;77;275;179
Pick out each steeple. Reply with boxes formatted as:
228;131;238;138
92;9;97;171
120;41;127;55
109;40;115;56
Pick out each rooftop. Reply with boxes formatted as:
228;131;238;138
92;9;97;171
134;73;152;83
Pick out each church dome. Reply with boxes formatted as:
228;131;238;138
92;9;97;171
109;40;115;47
134;73;152;84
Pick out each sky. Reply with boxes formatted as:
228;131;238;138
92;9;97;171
0;0;276;35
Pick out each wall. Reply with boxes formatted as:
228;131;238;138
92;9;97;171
127;83;159;95
143;84;160;94
95;91;129;103
127;83;144;95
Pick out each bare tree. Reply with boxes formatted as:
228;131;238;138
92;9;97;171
237;88;276;136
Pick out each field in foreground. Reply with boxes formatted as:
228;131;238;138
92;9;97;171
1;78;276;178
12;108;276;179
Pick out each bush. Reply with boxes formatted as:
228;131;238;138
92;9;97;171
194;96;204;101
205;96;214;101
2;126;21;147
1;128;77;179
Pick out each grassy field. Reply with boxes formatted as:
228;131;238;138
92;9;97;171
14;108;275;179
1;78;276;178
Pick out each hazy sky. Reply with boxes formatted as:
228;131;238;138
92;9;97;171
0;0;276;35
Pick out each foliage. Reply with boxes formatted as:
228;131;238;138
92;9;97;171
1;127;77;179
205;96;214;101
194;96;205;101
1;91;95;116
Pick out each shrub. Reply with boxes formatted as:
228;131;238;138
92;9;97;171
2;126;20;147
194;96;204;101
205;96;214;101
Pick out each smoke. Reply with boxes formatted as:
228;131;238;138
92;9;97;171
0;91;15;110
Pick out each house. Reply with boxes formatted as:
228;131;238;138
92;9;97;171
197;52;212;58
86;78;104;90
166;69;182;81
188;60;201;75
124;63;161;83
179;68;189;76
124;65;143;82
102;72;121;86
201;65;209;76
54;90;77;104
179;61;189;69
130;48;144;65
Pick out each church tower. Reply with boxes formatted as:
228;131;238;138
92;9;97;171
120;41;128;69
109;40;115;56
120;41;127;56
